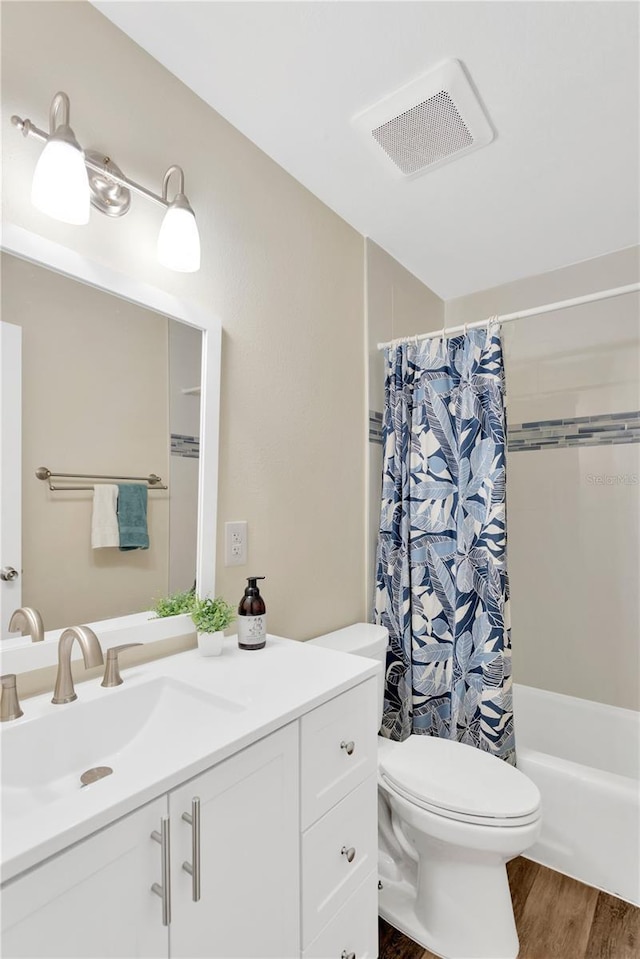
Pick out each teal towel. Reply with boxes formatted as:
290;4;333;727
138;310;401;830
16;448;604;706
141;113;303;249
117;484;149;551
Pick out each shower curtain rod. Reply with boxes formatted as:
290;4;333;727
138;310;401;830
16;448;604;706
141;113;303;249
376;282;640;350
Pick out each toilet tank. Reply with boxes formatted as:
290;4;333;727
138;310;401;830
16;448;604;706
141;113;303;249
307;623;388;727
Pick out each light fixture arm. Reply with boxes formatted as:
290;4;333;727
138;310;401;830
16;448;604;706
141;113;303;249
49;91;70;134
162;165;186;202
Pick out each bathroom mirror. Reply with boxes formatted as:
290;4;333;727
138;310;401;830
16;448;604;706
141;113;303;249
0;224;220;667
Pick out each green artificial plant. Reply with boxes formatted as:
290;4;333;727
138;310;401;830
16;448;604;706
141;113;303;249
191;596;235;634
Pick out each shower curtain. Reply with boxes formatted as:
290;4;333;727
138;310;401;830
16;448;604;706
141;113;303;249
375;322;515;764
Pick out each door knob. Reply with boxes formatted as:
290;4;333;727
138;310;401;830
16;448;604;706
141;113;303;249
1;567;19;582
341;845;356;863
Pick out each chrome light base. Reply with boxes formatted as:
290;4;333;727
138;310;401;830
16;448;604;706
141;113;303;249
85;151;131;217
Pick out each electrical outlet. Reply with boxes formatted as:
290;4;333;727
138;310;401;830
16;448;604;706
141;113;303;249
224;521;247;567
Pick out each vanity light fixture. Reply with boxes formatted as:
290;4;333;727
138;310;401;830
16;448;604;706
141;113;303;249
11;91;201;273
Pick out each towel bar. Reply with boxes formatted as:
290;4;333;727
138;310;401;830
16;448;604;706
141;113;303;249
35;467;168;491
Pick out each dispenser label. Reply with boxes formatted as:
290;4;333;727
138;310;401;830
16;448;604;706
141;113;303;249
238;615;266;647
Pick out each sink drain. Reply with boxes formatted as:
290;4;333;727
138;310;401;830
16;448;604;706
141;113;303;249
80;766;113;787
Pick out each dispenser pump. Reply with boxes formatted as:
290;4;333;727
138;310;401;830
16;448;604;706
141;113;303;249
237;576;266;650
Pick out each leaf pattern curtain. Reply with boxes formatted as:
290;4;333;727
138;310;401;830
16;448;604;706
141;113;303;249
375;322;515;764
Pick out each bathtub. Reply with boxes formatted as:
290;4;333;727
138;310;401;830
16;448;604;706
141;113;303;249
513;683;640;905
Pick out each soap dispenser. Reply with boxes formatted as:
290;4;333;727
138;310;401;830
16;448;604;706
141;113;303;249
237;576;266;650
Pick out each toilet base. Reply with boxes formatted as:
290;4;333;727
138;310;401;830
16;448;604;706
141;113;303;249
379;867;519;959
379;879;444;955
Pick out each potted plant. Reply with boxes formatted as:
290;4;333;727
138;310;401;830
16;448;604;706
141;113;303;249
191;596;235;657
151;589;196;619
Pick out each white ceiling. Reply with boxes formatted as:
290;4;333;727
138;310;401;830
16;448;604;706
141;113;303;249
93;1;639;299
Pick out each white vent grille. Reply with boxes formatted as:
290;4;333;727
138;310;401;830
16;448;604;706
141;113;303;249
353;59;494;179
372;90;473;175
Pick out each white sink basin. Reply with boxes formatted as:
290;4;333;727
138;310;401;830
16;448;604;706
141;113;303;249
1;677;245;819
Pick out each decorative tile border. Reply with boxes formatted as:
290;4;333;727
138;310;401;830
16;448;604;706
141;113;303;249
171;433;200;459
369;410;383;445
508;411;640;452
367;410;640;451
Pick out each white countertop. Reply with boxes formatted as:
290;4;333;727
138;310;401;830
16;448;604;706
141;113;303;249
1;634;380;884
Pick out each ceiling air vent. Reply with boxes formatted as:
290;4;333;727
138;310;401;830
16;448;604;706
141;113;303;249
353;59;494;179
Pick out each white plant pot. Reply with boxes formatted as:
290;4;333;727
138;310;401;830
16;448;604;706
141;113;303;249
197;630;224;657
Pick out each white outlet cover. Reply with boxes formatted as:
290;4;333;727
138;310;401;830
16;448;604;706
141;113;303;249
224;521;247;567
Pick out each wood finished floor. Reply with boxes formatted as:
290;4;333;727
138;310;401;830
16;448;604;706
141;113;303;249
378;857;640;959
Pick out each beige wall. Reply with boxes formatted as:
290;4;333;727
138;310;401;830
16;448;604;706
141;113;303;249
1;1;366;652
2;252;170;629
365;239;444;615
447;247;640;710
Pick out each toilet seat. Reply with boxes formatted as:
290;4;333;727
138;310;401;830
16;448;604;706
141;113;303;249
379;735;541;828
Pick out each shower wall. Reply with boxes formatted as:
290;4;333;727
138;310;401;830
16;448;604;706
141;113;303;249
365;240;444;614
446;247;640;711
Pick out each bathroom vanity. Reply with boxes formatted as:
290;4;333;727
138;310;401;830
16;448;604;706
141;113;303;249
0;637;380;959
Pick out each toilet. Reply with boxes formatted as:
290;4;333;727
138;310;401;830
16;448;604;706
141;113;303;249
308;623;542;959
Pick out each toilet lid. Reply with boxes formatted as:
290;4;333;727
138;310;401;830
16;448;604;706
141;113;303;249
379;735;540;824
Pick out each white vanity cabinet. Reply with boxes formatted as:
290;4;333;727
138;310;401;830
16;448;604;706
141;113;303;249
1;725;298;959
1;670;379;959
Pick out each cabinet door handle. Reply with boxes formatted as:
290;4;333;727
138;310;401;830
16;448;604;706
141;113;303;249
341;952;356;959
340;740;355;756
341;845;356;863
151;816;171;926
181;797;201;902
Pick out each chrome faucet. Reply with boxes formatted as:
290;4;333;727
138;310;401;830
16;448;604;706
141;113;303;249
8;607;45;643
52;626;104;704
1;674;23;722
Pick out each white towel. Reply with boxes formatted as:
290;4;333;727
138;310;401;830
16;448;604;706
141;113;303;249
91;484;119;548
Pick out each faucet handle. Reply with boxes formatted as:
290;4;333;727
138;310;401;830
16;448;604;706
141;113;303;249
1;674;24;722
101;644;143;688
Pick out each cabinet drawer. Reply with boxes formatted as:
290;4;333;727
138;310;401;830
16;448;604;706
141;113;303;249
301;678;378;828
303;869;378;959
302;775;377;947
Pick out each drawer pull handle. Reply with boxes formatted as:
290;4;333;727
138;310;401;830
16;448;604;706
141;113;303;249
340;740;355;756
341;845;356;863
341;952;356;959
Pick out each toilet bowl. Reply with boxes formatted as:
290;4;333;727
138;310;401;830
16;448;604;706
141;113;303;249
308;623;542;959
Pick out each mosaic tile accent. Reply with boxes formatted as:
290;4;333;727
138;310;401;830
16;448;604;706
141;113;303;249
171;433;200;459
507;410;640;452
369;410;383;445
367;410;640;451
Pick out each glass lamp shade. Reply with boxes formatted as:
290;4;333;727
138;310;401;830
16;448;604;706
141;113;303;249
157;194;201;272
31;126;90;225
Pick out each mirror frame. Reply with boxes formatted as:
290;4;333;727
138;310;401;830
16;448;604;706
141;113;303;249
0;223;221;673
